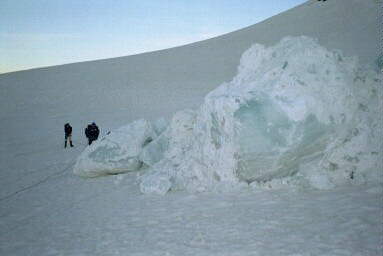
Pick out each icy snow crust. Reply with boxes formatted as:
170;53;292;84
75;36;382;194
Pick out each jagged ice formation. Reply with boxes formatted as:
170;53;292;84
74;36;382;195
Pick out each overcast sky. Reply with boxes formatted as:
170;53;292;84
0;0;306;74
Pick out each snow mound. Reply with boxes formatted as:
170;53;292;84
73;119;156;177
139;36;382;194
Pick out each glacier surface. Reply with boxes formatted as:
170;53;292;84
74;36;382;194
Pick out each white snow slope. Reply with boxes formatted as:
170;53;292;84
0;0;382;255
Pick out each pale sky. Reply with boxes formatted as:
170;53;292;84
0;0;307;74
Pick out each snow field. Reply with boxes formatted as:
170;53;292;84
1;169;381;255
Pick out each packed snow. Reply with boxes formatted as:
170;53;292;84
74;36;382;196
1;0;382;255
1;171;382;255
